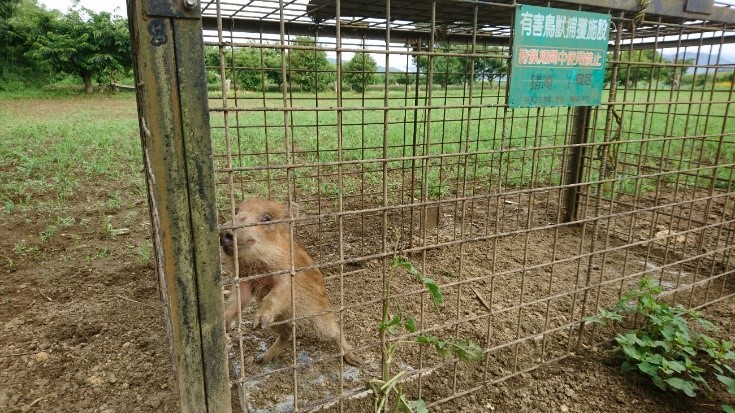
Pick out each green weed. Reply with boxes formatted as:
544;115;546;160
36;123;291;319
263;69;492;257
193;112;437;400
134;242;153;267
0;95;141;216
586;277;735;411
39;224;57;242
371;255;483;413
105;191;124;212
88;246;110;262
101;216;114;238
13;240;40;257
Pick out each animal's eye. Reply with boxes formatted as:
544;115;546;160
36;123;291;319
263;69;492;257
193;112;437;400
261;213;272;222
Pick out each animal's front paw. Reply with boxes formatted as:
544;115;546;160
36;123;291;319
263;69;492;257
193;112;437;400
253;309;274;328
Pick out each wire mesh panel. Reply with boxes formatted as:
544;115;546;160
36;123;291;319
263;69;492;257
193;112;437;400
202;0;735;411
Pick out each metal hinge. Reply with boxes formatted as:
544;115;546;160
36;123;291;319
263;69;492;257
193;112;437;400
145;0;201;18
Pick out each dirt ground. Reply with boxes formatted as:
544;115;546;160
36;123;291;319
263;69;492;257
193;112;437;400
1;96;734;413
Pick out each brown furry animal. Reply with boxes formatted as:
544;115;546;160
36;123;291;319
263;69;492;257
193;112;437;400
220;197;361;366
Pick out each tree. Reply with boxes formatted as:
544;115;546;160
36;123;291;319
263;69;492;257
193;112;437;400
0;0;21;18
414;48;463;86
288;36;335;92
204;45;283;92
473;48;507;83
414;45;507;86
605;49;679;87
27;7;131;93
343;52;377;92
0;0;58;88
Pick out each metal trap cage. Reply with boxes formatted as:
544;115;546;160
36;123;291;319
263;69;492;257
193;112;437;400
127;1;735;412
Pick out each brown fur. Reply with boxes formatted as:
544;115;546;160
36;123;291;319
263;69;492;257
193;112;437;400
220;197;361;366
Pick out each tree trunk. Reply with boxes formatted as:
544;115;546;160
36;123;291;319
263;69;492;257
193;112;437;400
82;74;94;93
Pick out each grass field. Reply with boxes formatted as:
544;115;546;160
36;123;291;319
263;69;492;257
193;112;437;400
206;87;734;207
0;92;179;412
0;88;732;413
2;87;732;225
0;93;153;269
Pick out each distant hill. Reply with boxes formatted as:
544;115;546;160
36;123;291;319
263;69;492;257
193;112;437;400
661;51;735;73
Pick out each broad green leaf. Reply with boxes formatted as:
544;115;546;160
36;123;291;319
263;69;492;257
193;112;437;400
415;335;440;346
717;375;735;393
405;399;428;413
452;340;483;361
700;334;718;349
696;317;717;331
393;255;421;278
722;404;735;413
622;344;643;361
652;374;667;391
422;278;444;311
621;360;637;373
416;335;450;357
584;315;605;325
664;377;698;397
404;317;417;333
666;359;686;373
636;361;659;378
379;314;402;334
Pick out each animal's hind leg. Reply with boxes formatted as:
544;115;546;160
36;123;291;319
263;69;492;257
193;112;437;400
261;321;291;364
314;313;362;367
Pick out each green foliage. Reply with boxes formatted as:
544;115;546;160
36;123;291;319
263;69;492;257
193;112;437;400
586;277;735;410
371;255;482;412
0;0;61;89
413;45;507;86
605;50;691;87
204;45;283;92
287;36;335;92
391;256;444;312
26;6;131;92
343;52;377;93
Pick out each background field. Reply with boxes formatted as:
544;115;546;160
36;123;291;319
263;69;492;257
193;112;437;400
0;92;732;412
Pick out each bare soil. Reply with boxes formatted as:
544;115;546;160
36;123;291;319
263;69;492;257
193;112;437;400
1;96;733;413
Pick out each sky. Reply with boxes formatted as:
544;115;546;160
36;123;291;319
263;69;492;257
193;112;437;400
39;0;127;16
38;0;734;62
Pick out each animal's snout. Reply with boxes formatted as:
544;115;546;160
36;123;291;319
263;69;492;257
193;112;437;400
220;229;235;256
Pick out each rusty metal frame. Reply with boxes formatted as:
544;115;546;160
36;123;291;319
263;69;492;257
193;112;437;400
127;0;232;412
129;0;735;411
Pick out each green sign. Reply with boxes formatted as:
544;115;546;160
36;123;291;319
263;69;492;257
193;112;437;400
509;5;610;108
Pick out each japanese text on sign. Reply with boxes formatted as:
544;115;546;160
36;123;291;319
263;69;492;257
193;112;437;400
518;12;609;40
508;5;611;108
517;48;603;67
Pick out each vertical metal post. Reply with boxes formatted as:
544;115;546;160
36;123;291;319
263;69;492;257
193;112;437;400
127;1;232;412
562;106;590;223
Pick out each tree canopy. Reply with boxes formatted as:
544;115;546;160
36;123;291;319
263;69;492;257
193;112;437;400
343;52;377;92
288;36;335;92
27;7;131;93
1;0;58;87
1;0;131;92
204;45;283;92
605;49;692;87
414;45;507;86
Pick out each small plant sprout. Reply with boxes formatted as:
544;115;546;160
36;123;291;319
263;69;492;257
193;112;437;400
136;242;153;266
39;224;57;242
586;277;735;411
371;255;483;413
87;246;110;262
102;215;114;238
